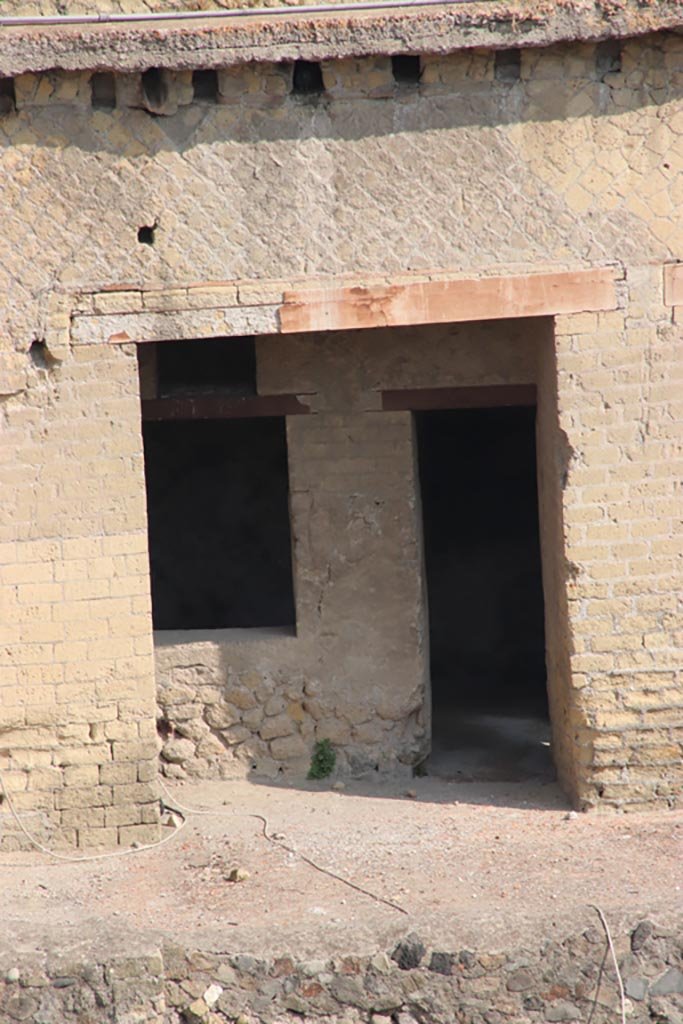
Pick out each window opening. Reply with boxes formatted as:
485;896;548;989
143;417;295;631
416;405;551;782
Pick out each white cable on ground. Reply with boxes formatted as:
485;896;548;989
0;767;187;863
159;776;408;914
589;904;627;1024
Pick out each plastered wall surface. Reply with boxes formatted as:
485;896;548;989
1;33;682;845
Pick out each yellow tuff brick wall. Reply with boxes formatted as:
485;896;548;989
553;271;683;810
1;31;682;825
0;344;160;849
4;37;683;348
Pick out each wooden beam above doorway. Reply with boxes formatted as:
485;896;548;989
280;268;618;334
382;384;537;412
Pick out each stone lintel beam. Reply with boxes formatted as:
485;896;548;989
68;266;620;347
280;268;620;334
1;1;683;77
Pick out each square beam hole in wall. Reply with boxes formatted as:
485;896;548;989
292;60;324;95
494;49;521;82
192;69;219;102
91;72;116;110
392;55;421;85
596;40;622;77
143;417;295;631
0;77;16;115
157;337;257;398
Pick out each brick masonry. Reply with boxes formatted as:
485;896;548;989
1;31;682;845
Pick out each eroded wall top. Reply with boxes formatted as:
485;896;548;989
1;1;683;76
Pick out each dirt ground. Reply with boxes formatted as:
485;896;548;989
4;776;683;962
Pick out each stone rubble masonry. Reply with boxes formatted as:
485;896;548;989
1;31;682;847
0;917;682;1024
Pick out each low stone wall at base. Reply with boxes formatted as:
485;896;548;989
1;918;681;1024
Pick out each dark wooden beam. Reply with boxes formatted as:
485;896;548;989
381;384;537;412
141;394;310;421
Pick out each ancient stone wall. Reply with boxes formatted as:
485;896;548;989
1;917;681;1024
1;31;682;844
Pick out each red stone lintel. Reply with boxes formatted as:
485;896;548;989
382;384;537;412
280;268;618;334
141;394;310;420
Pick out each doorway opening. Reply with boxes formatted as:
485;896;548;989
416;405;553;782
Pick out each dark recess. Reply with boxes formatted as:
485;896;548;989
137;224;155;245
157;337;256;397
0;77;16;115
292;60;324;95
494;49;521;82
392;55;421;84
141;67;167;111
192;69;219;102
417;405;547;716
596;39;622;77
143;417;295;631
91;72;116;110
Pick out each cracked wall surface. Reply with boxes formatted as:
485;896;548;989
0;31;682;846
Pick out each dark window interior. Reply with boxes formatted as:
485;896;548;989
417;406;547;715
143;417;295;630
157;337;256;397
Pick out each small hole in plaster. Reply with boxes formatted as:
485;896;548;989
138;224;156;246
29;339;52;369
157;717;173;740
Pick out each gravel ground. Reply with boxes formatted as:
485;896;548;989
4;776;683;960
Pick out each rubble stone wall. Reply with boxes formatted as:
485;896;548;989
0;917;681;1024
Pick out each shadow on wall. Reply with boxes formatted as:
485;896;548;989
2;42;682;156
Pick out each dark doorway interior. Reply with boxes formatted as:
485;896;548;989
143;417;295;631
416;405;552;781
